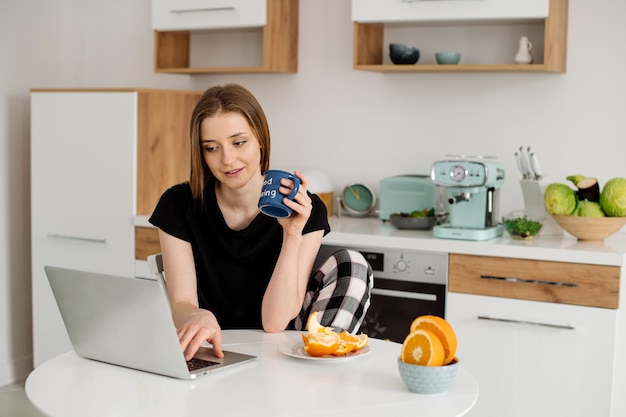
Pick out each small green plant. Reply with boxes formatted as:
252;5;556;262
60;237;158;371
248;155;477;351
503;215;543;239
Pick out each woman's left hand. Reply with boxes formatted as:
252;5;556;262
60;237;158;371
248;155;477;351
277;170;312;236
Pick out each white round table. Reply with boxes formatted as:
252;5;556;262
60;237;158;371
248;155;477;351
26;330;478;417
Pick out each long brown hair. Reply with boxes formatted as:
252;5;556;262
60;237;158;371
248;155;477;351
189;84;271;200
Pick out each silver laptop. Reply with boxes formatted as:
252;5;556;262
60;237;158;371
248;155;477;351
45;265;256;380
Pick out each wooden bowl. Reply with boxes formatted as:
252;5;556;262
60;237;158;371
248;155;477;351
551;215;626;241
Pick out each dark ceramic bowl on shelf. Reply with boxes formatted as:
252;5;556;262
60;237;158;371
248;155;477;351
389;43;420;65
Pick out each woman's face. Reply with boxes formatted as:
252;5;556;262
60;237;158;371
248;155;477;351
200;112;262;190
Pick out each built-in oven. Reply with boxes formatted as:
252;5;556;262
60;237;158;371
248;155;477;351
317;245;448;343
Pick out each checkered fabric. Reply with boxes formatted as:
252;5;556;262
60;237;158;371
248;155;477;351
295;249;373;333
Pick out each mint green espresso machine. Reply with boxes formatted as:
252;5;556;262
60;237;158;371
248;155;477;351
430;158;506;240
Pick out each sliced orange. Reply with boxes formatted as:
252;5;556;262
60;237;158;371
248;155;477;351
303;312;369;357
306;311;326;334
353;334;368;350
303;332;341;357
332;342;354;356
400;329;445;366
338;331;368;350
410;315;457;365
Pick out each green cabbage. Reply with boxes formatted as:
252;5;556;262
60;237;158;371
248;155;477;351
544;183;578;215
577;200;605;217
600;177;626;217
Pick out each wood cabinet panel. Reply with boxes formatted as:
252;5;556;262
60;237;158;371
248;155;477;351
135;227;161;261
136;90;201;214
449;253;619;309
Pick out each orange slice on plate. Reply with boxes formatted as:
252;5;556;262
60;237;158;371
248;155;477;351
303;332;341;357
302;312;369;357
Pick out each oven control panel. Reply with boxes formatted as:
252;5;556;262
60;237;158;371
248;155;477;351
317;245;448;286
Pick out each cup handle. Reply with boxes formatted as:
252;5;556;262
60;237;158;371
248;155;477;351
287;175;301;200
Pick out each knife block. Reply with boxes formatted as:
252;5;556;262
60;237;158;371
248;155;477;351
520;178;563;236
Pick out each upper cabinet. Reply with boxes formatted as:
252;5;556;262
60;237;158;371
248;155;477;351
352;0;550;22
352;0;568;73
152;0;298;74
152;0;267;31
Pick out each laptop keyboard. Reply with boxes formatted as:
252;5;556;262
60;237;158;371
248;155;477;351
187;357;220;371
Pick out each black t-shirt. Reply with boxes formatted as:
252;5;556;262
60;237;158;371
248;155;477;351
148;181;330;329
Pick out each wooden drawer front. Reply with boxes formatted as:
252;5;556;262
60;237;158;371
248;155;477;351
135;227;161;261
449;254;619;309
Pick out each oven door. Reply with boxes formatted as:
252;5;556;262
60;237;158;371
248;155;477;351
359;278;446;343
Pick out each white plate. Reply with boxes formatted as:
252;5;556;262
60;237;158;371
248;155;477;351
278;340;371;362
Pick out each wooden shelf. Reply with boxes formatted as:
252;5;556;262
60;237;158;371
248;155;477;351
353;0;568;73
354;64;561;73
154;0;298;74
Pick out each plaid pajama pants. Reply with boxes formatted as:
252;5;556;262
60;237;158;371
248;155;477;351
294;249;373;333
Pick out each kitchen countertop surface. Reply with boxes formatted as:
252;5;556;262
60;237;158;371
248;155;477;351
134;215;626;266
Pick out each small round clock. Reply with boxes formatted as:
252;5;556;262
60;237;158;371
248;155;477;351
341;183;376;217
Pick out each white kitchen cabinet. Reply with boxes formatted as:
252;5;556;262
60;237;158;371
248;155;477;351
152;0;266;31
352;0;567;73
152;0;298;74
31;89;199;366
447;292;616;417
446;253;619;417
31;92;137;366
352;0;549;23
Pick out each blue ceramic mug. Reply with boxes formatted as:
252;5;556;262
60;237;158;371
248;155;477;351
258;170;301;218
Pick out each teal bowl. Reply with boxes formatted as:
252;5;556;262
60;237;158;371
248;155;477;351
435;52;461;65
397;357;459;394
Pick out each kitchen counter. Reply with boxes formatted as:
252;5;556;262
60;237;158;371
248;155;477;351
323;216;626;266
134;215;626;265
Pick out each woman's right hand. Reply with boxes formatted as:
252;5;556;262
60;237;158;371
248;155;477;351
176;306;224;360
157;231;224;360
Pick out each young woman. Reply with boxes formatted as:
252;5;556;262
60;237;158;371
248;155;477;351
149;84;372;360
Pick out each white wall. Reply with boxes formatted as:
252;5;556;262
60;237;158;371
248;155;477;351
1;0;625;385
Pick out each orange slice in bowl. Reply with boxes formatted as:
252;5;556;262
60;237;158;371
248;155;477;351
401;329;445;366
410;315;458;365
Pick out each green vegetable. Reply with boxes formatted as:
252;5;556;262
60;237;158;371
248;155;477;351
566;174;586;186
503;215;543;239
600;177;626;217
576;200;605;217
410;210;425;218
409;208;435;218
544;183;578;215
